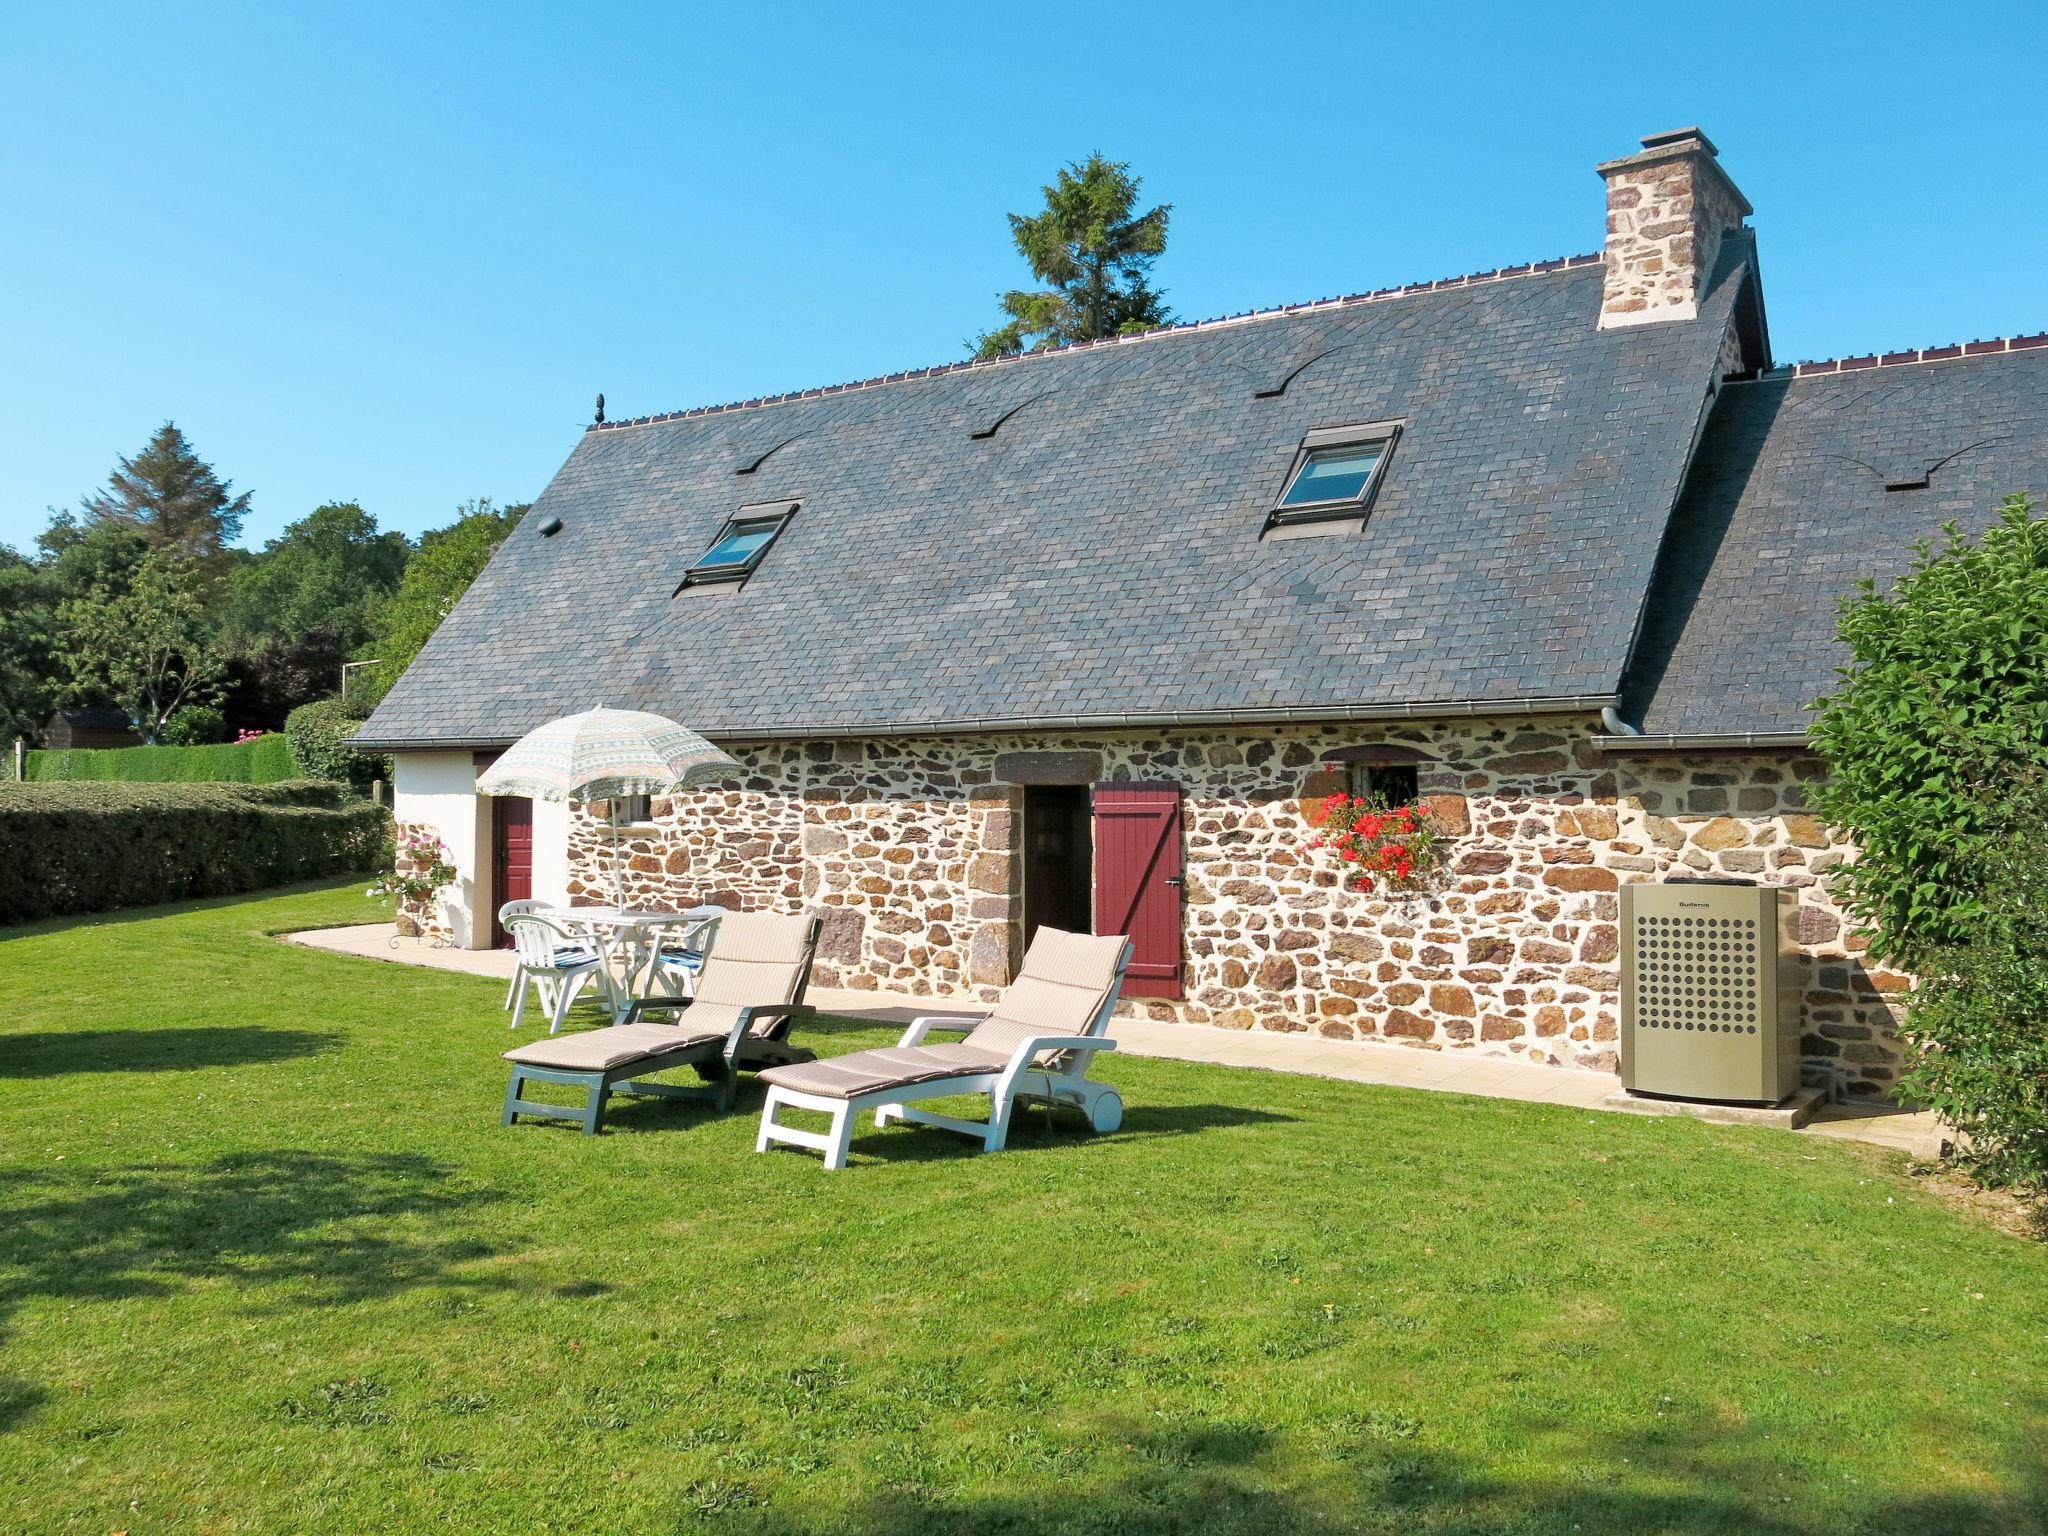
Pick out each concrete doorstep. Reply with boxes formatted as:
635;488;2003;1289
283;923;1948;1156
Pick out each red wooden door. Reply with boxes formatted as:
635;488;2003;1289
491;796;533;948
1092;781;1184;998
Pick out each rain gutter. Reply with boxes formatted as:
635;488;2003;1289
1590;729;1810;752
354;692;1617;753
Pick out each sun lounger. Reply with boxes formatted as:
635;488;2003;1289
754;926;1129;1169
501;910;821;1134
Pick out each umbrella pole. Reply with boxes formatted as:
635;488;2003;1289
610;803;625;909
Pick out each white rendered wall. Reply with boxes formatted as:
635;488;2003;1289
391;751;492;948
531;798;571;908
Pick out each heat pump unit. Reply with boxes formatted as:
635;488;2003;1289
1620;881;1799;1104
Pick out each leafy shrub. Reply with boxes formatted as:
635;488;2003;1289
1810;494;2048;965
1810;493;2048;1207
0;779;388;926
26;732;297;784
160;704;226;745
1899;802;2048;1201
283;697;385;792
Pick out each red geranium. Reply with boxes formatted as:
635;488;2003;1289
1305;794;1443;896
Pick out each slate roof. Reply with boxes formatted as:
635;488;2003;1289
1624;346;2048;737
359;252;1750;748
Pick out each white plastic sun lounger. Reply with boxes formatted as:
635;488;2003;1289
754;927;1130;1169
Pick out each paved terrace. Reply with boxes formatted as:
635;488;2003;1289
286;923;1944;1157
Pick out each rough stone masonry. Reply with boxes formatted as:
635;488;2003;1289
508;715;1904;1097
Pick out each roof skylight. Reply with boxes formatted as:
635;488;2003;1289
1265;422;1401;535
677;501;798;590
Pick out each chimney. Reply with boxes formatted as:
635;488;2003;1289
1597;128;1752;329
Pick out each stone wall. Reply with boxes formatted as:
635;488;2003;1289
551;718;1906;1097
1597;131;1750;328
392;819;454;942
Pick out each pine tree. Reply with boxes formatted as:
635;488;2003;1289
972;155;1172;359
79;422;250;569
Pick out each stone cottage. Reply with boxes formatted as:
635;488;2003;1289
356;127;2048;1098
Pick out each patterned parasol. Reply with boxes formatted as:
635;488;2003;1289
476;708;738;802
475;708;739;906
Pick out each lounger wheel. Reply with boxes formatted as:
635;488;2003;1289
1089;1089;1123;1134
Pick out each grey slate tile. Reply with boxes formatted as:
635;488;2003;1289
359;259;1747;746
1626;349;2048;735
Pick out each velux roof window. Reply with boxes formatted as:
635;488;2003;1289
677;500;797;590
1264;421;1401;537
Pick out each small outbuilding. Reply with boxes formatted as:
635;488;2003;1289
42;707;142;751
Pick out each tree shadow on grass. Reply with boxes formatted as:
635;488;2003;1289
0;1150;510;1356
727;1409;2048;1536
0;1025;338;1079
0;1376;45;1435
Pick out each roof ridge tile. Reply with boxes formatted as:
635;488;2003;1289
588;253;1607;432
1737;330;2048;382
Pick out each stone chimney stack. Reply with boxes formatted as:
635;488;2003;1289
1597;128;1752;329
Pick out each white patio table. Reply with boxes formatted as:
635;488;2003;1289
540;904;725;1013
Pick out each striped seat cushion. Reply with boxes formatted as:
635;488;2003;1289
503;1004;748;1071
962;927;1127;1059
758;1042;1009;1100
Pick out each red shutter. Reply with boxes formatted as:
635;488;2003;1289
1092;781;1184;999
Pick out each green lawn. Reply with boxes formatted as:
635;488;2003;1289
1;882;2043;1535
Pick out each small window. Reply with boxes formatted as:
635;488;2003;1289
613;794;653;824
678;501;797;590
1347;762;1419;807
1266;421;1400;534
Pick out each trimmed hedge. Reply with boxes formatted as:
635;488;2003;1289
25;733;298;785
0;779;389;926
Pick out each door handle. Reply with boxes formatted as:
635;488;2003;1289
1163;876;1184;888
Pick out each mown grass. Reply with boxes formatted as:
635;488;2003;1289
0;880;2043;1534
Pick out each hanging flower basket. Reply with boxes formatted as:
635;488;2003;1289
1305;794;1446;895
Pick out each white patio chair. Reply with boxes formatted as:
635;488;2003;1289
498;899;549;1008
506;914;618;1035
637;908;726;1004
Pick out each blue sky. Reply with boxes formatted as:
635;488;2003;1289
4;2;2044;553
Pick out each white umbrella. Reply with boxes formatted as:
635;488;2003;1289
476;707;740;907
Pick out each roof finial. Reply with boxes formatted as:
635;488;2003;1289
594;392;606;425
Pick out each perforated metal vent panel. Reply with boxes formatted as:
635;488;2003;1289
1632;913;1761;1036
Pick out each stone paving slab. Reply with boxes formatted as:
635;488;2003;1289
284;924;1945;1154
1601;1085;1825;1130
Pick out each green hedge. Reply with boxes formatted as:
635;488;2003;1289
0;780;389;927
25;733;299;785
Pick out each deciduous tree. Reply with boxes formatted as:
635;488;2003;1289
220;501;409;654
1810;494;2048;961
362;499;527;703
60;549;226;742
